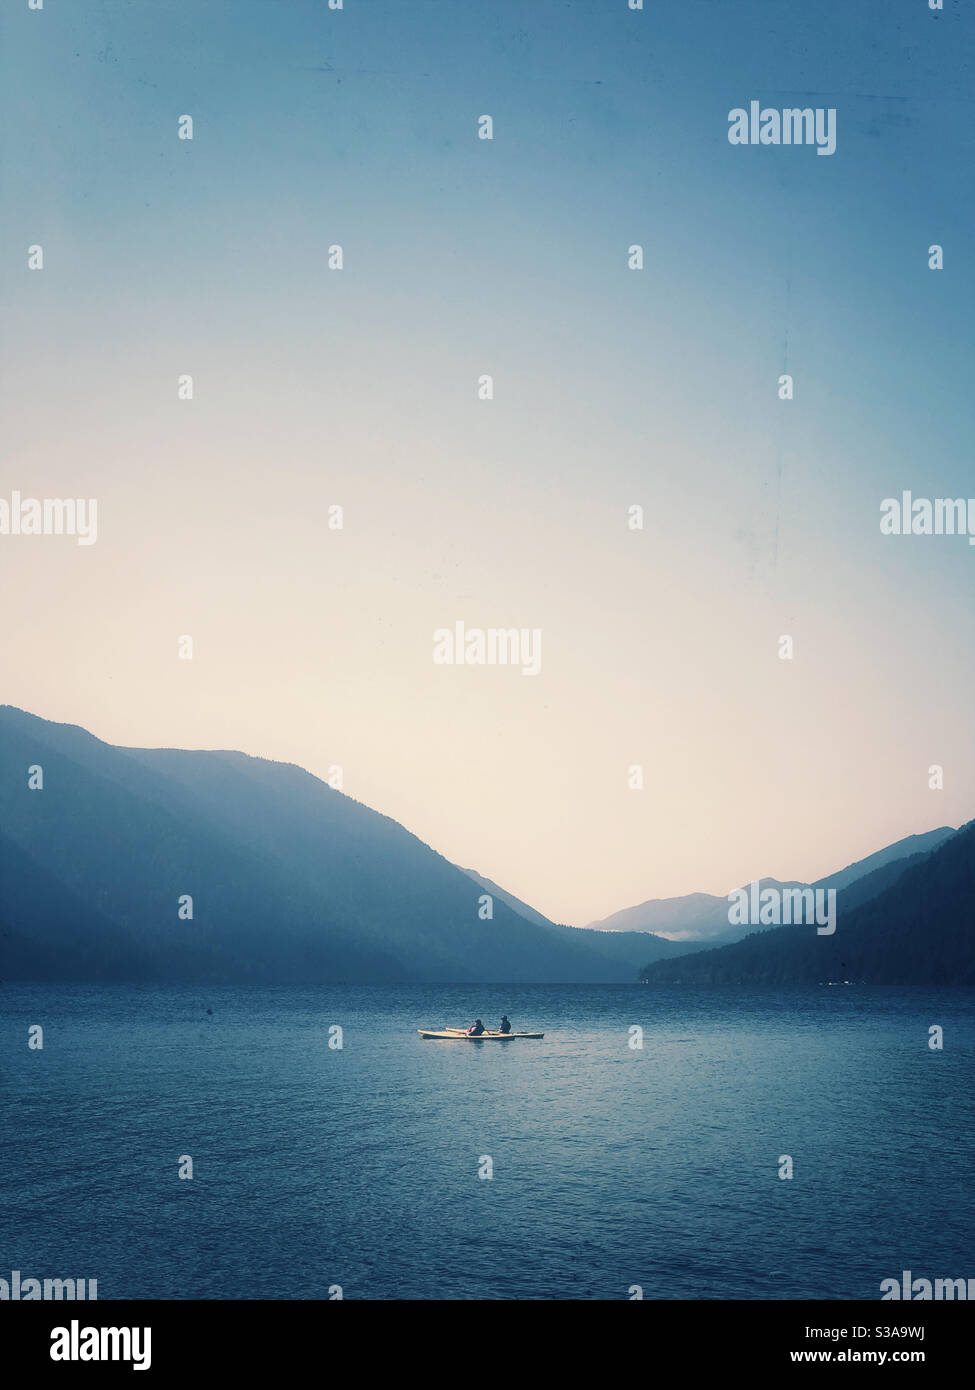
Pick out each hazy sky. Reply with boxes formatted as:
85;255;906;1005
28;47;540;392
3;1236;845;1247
2;0;973;924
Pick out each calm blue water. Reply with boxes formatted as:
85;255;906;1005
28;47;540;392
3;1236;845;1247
1;984;973;1300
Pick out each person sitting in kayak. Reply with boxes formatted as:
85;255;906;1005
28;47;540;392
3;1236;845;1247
467;1019;485;1036
498;1016;511;1034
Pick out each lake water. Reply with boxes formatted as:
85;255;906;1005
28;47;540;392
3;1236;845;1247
2;983;973;1300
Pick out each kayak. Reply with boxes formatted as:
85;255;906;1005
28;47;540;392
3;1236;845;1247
417;1029;544;1040
417;1028;544;1040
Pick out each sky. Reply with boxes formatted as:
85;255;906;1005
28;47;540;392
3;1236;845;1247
2;0;973;925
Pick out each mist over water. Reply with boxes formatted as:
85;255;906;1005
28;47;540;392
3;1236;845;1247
3;983;972;1301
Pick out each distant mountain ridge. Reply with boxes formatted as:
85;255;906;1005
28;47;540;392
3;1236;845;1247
587;828;957;945
812;827;957;891
639;819;975;986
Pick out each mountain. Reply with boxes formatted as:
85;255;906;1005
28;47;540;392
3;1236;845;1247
588;829;957;944
813;827;956;892
638;819;975;986
587;879;805;943
0;705;672;985
587;890;730;938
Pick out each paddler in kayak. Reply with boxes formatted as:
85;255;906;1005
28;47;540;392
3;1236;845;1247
466;1019;485;1036
498;1015;511;1034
